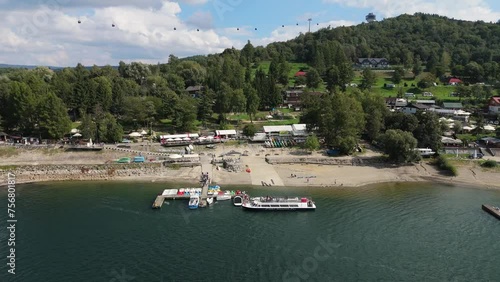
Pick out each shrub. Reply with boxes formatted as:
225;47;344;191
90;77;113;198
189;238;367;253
481;160;498;168
433;155;458;176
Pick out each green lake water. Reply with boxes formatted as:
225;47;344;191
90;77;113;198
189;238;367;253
0;181;499;281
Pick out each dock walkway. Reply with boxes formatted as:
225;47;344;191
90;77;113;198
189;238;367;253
482;204;500;219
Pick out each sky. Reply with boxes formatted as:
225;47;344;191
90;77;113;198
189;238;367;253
1;0;500;67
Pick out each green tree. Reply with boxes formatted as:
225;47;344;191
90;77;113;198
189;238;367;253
244;84;259;123
306;68;322;89
242;123;257;137
37;92;71;139
412;56;422;77
360;68;376;90
98;113;124;143
230;89;247;114
319;92;365;155
198;89;214;127
359;91;388;141
377;129;420;163
392;67;405;84
413;111;443;151
304;134;320;152
78;111;97;140
172;97;198;132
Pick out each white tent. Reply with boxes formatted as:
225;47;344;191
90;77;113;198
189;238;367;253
72;133;82;137
183;137;191;141
484;125;496;131
174;138;183;141
168;154;182;159
129;132;142;137
140;130;148;135
70;128;80;134
167;138;174;142
463;126;475;131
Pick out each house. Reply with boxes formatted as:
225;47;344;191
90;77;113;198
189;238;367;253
442;102;463;110
488;96;500;114
448;78;462;85
186;85;205;98
357;58;390;68
263;125;293;137
283;90;323;111
402;103;429;114
291;124;308;137
385;97;407;109
294;71;307;77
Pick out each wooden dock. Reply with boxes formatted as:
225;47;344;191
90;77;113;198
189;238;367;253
482;204;500;220
152;195;165;209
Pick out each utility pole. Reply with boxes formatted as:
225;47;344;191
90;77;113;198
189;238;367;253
308;18;312;33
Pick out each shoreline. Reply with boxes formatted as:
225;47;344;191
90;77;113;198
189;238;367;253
1;145;500;191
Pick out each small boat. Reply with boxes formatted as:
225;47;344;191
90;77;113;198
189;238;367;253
217;192;231;201
188;195;199;209
207;197;214;205
233;195;243;206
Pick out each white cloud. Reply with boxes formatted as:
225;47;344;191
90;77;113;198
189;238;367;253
0;1;237;66
323;0;500;22
253;20;355;46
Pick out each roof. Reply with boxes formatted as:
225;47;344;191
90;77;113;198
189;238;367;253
263;125;293;133
442;102;463;109
186;85;204;92
292;124;307;131
448;78;462;83
160;133;200;139
216;130;237;136
0;132;8;136
441;136;463;144
406;103;429;110
415;100;436;104
490;96;500;105
358;58;388;63
294;71;306;77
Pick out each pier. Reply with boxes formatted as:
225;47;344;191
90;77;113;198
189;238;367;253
482;204;500;220
152;195;165;209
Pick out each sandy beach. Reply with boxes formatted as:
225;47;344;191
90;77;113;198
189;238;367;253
1;144;499;189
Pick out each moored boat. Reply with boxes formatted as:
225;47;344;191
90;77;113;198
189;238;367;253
242;195;316;211
188;195;199;209
233;195;243;206
207;197;214;205
216;191;231;201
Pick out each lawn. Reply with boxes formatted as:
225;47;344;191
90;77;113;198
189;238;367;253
352;71;461;102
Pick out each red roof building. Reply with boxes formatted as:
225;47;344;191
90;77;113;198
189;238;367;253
294;71;306;77
448;78;462;84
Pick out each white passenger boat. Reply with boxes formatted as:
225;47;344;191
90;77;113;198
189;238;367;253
188;195;199;209
242;195;316;211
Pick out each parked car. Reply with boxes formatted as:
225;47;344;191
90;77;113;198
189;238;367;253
469;153;484;159
423;92;433;97
116;157;131;163
121;139;132;143
404;92;415;97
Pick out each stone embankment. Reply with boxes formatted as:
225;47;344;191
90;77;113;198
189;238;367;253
266;156;386;166
0;163;171;186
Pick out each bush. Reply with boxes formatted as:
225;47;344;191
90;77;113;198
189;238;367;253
433;155;458;176
481;160;498;168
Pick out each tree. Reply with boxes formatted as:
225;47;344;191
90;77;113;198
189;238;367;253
306;68;322;89
198;89;214;127
318;92;365;155
98;113;124;143
242;124;257;137
37;92;71;139
377;129;420;163
240;40;255;66
385;112;419;132
78;111;97;140
359;91;388;141
417;73;436;89
412;56;422;77
413;111;443;151
0;114;4;132
172;97;197;132
294;76;307;86
392;67;405;84
244;84;259;123
230;89;246;114
360;68;376;90
304;134;320;152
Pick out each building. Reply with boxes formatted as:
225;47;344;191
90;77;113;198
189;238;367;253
357;58;389;68
366;13;376;23
186;85;205;98
448;78;462;85
294;71;307;77
283;89;323;111
385;97;407;110
215;130;237;139
488;96;500;114
442;102;463;110
402;103;429;114
263;125;293;137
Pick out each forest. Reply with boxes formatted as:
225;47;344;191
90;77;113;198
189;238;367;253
1;13;499;161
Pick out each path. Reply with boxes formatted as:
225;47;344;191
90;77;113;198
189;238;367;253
245;156;284;186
